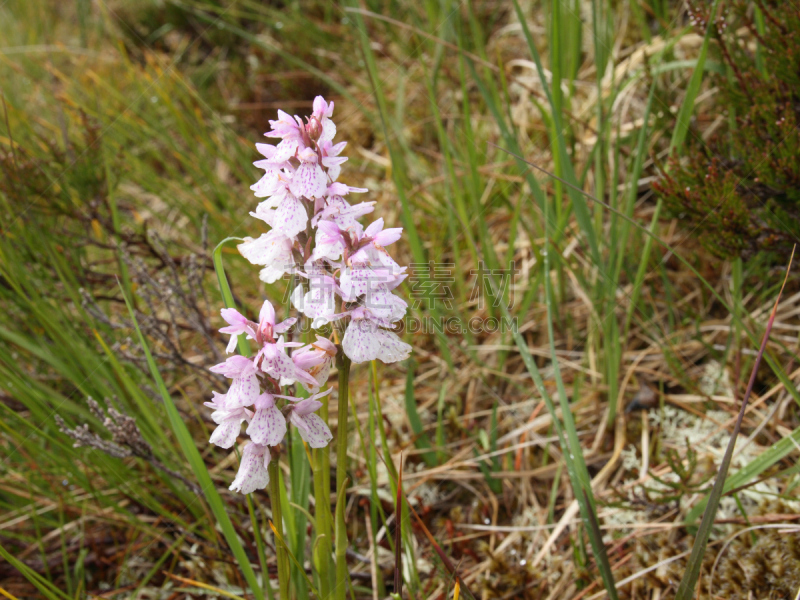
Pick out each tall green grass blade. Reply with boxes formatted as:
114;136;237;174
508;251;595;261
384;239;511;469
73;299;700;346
312;444;334;598
540;233;619;599
675;251;793;600
288;434;310;599
247;494;274;600
213;238;250;357
267;461;290;600
132;522;204;599
277;467;305;600
401;485;477;600
511;0;599;264
492;142;800;408
371;363;420;593
475;402;502;494
393;456;404;598
118;281;262;597
268;516;320;599
404;361;437;467
435;384;448;463
668;0;721;156
0;544;70;600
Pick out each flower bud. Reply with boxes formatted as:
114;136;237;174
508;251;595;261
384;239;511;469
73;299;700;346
306;116;322;141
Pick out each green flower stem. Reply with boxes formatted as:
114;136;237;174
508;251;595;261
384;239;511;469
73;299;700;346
334;350;351;600
312;445;332;599
267;459;290;600
246;494;274;600
334;476;349;600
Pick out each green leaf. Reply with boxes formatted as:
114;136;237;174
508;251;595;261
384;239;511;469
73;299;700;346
213;237;250;357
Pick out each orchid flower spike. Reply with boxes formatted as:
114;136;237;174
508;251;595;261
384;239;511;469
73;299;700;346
208;95;412;494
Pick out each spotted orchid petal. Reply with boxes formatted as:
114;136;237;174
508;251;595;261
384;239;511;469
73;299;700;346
229;442;271;494
258;342;298;382
342;317;412;364
284;391;333;448
238;230;294;267
274;192;309;237
246;393;287;446
209;405;252;449
290;161;327;199
220;308;255;353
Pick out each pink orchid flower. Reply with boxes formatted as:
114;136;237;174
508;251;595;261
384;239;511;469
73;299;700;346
229;442;271;494
311;219;347;262
278;389;334;448
319;140;347;181
341;307;412;364
290;147;327;199
291;336;337;392
291;269;341;326
203;391;253;449
310;95;336;143
237;230;295;284
209;355;261;408
245;392;287;446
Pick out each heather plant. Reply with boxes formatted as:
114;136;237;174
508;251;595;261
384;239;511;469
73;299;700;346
654;0;800;259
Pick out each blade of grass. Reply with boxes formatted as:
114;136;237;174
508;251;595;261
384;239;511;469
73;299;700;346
268;520;321;599
213;238;250;357
0;544;71;600
511;0;599;264
404;360;437;467
668;0;721;156
247;494;274;600
448;161;619;598
267;461;290;600
403;488;476;600
538;213;619;598
312;443;333;598
163;574;247;600
474;404;502;494
288;434;311;600
675;247;795;600
349;2;454;369
0;586;22;600
132;522;202;599
491;142;800;402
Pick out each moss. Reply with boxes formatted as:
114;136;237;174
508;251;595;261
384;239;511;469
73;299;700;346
713;526;800;598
